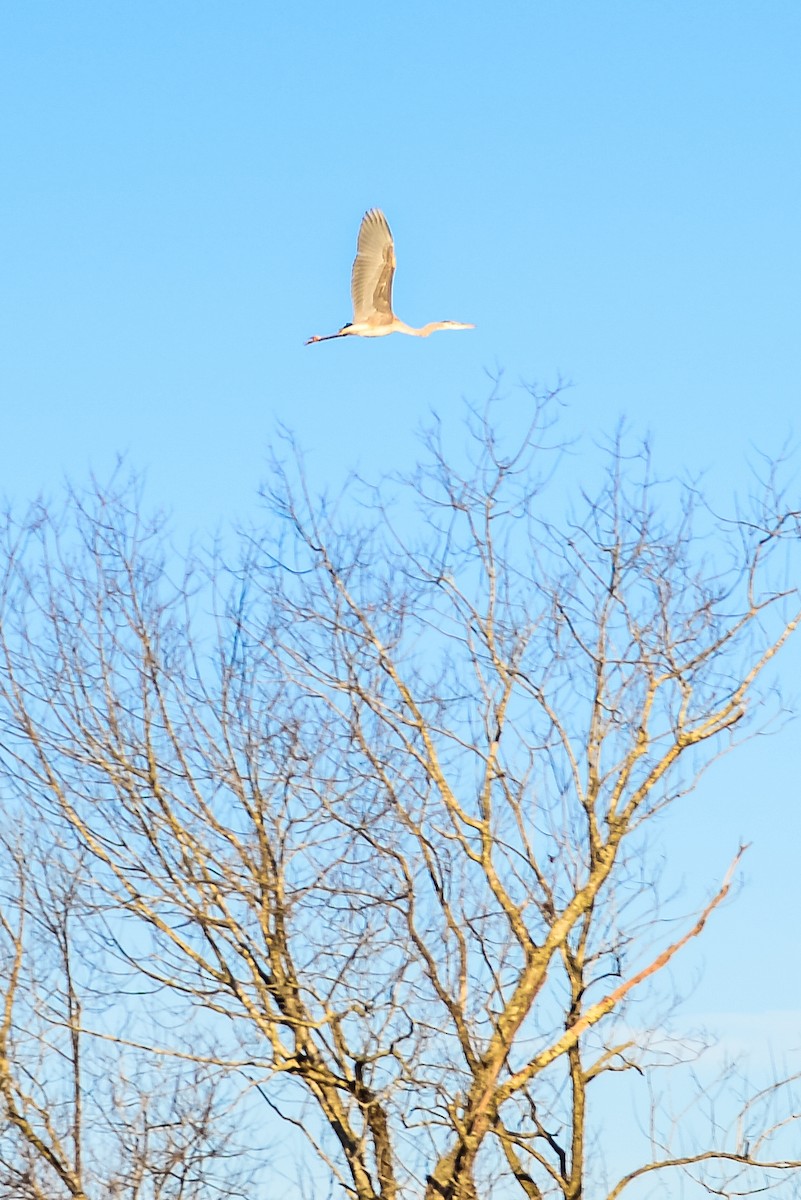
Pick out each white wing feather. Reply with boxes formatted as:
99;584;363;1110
350;209;395;325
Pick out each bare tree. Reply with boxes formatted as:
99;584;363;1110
0;811;262;1198
0;399;799;1200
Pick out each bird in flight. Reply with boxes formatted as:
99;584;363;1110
306;209;475;344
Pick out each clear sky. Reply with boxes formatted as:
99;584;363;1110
1;0;799;1152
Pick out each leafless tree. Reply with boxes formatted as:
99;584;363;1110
0;398;799;1200
0;797;264;1198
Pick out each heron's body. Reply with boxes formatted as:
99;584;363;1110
306;209;474;344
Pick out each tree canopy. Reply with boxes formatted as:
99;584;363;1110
1;401;799;1200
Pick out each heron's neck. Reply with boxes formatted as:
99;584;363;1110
396;321;445;338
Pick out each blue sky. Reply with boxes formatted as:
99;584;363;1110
1;0;799;1156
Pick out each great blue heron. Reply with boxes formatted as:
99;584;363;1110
305;209;475;344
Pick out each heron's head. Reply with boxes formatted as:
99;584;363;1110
440;321;475;330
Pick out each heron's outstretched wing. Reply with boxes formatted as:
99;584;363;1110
351;209;395;325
